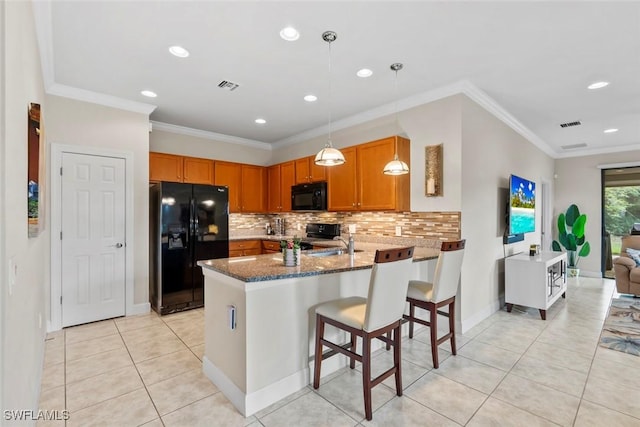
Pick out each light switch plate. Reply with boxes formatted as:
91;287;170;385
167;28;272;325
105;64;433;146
348;224;356;234
395;226;402;236
8;256;16;295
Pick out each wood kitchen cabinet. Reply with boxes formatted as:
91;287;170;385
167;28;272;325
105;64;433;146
228;240;262;257
214;161;242;213
241;165;267;213
295;156;326;184
327;147;358;211
268;161;295;212
262;240;282;254
149;152;214;184
327;136;410;212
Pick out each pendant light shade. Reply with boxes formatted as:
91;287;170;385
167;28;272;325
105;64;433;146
315;31;345;167
383;63;409;175
383;153;410;175
315;145;345;165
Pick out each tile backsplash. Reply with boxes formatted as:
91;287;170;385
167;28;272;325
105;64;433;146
230;211;461;241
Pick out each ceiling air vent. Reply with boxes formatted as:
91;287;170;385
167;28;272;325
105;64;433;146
561;143;588;150
218;80;240;91
559;120;582;128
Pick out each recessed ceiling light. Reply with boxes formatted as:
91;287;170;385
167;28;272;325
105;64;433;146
141;90;157;98
604;128;618;133
587;81;609;90
255;118;266;124
279;27;299;41
168;45;189;58
304;95;317;102
356;68;373;78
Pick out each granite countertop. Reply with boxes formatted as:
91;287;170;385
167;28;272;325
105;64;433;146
198;243;439;283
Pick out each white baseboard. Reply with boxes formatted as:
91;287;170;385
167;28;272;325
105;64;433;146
577;270;602;278
460;296;502;333
202;356;309;417
128;302;150;316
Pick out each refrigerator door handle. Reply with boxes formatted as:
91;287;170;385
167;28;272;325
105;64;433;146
189;198;195;238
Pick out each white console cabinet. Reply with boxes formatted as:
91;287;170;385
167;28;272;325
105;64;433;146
505;251;567;320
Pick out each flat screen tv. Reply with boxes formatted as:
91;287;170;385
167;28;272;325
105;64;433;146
508;174;536;235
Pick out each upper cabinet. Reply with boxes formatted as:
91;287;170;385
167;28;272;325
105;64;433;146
214;161;242;213
150;135;408;213
295;156;326;184
328;136;410;212
149;152;213;185
268;161;295;212
240;164;267;213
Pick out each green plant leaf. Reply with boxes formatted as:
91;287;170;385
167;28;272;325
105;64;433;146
572;214;586;238
566;233;577;251
552;241;562;251
578;241;591;257
576;235;585;245
559;231;569;249
566;204;580;226
557;213;567;235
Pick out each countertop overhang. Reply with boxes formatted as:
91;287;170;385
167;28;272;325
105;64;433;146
198;243;439;283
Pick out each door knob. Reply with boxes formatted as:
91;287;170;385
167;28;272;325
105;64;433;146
111;243;123;248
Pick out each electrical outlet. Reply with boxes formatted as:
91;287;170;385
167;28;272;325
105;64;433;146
348;224;356;234
297;223;301;231
395;226;402;236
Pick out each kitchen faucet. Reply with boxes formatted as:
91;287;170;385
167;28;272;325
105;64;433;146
333;234;355;255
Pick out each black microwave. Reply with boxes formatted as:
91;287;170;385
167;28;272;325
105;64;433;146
291;182;327;211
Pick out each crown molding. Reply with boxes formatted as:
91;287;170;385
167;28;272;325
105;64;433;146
272;81;468;149
48;83;157;115
557;143;640;160
457;80;558;158
150;121;271;151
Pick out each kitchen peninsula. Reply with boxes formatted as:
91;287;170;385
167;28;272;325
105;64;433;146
197;241;439;416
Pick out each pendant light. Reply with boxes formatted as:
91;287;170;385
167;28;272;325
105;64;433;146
315;31;345;166
383;63;410;175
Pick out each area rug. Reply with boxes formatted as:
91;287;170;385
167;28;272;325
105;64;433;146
599;298;640;357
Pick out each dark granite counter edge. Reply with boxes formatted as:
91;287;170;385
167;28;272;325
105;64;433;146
199;253;438;283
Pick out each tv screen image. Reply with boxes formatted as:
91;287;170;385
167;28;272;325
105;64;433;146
509;174;535;235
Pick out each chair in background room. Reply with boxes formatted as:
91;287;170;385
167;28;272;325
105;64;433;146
313;246;415;421
403;240;465;369
613;234;640;296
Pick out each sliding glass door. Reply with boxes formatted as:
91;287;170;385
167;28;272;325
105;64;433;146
602;167;640;278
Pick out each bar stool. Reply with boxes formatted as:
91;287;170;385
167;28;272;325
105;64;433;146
403;240;465;369
313;246;415;421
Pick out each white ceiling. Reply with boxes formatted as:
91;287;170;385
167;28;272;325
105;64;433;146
35;1;640;157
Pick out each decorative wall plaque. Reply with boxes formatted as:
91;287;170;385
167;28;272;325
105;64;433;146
425;144;443;197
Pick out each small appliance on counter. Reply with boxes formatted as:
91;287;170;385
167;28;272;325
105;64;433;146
274;217;285;235
303;223;342;249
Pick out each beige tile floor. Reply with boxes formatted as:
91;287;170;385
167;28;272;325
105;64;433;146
38;277;640;426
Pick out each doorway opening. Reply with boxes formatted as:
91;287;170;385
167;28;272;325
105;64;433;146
602;167;640;278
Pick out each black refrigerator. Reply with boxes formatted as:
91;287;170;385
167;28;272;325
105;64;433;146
149;182;229;315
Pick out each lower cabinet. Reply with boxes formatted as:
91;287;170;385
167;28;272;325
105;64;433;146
228;240;262;257
262;240;282;254
505;251;567;320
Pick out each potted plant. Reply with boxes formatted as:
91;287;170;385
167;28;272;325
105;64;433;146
280;236;301;266
552;204;591;276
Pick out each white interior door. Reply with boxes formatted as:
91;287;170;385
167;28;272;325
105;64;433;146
61;152;126;327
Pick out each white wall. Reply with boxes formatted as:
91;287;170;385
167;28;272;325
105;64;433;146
460;96;555;329
45;96;151;305
555;151;640;276
2;0;49;415
150;130;272;166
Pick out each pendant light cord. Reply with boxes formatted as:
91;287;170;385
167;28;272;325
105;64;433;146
327;38;333;146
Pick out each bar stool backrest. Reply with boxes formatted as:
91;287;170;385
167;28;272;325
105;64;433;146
364;247;415;332
431;240;466;303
